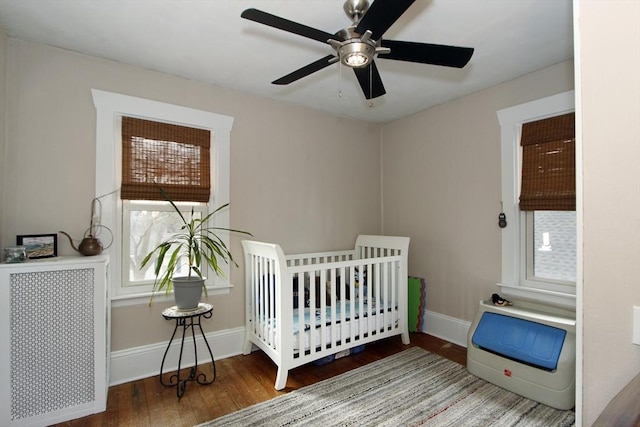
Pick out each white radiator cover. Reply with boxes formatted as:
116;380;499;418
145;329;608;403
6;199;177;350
0;256;110;426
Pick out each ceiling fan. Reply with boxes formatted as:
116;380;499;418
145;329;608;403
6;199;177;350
241;0;474;100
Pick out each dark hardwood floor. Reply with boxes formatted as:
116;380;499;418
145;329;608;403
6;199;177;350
54;333;466;427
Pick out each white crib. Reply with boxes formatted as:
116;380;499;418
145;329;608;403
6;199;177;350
242;235;410;390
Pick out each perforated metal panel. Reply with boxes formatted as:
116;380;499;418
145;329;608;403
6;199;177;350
9;269;95;421
0;257;109;426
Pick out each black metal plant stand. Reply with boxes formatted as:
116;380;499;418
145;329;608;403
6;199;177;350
159;303;216;398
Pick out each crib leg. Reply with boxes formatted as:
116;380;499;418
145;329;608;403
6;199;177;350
242;337;253;355
275;367;288;390
401;331;410;345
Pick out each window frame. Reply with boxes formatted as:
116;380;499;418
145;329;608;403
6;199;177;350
497;90;576;308
92;89;234;306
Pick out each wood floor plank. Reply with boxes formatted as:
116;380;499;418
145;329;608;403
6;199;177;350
52;333;466;426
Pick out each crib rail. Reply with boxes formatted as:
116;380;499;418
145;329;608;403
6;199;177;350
286;250;354;267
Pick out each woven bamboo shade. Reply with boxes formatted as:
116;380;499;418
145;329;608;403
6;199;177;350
519;112;575;211
121;117;211;202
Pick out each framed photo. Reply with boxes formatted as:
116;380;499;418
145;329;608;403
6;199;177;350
3;246;27;263
16;234;58;259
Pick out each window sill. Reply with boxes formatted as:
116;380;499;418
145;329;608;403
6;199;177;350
111;283;233;308
498;282;576;311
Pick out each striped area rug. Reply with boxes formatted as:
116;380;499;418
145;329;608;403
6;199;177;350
198;347;575;427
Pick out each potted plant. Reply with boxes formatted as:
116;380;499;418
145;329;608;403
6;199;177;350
141;186;251;309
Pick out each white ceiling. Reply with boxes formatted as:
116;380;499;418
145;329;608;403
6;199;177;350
0;0;573;123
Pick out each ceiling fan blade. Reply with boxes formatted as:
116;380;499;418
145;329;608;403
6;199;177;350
355;0;415;40
353;61;386;100
272;55;337;85
241;8;341;44
379;39;474;68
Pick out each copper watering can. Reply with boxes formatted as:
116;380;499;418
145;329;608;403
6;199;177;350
59;229;111;256
59;197;112;256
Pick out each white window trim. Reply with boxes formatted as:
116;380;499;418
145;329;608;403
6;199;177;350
497;90;576;309
92;89;234;307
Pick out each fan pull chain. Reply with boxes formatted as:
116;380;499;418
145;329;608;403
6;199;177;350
368;64;374;108
338;62;343;98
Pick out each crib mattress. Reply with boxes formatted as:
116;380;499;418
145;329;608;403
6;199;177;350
257;300;399;353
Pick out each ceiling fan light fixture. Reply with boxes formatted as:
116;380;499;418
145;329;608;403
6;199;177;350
344;52;369;67
338;42;374;68
242;0;474;99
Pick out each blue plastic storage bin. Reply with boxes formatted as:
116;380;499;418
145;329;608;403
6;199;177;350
471;312;566;370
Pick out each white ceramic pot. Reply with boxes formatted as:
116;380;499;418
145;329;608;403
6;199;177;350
172;276;204;310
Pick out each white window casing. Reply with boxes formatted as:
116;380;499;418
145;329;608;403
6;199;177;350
92;89;234;306
497;90;576;309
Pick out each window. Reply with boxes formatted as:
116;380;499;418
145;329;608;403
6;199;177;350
497;91;576;308
120;116;212;290
92;90;234;304
529;211;576;284
123;200;206;289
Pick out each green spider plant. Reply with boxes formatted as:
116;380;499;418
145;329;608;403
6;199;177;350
140;185;251;306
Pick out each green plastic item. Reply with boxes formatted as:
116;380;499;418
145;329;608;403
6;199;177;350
408;277;426;332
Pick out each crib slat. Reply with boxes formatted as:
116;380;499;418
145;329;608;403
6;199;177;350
371;260;376;336
250;255;255;337
308;271;317;354
349;266;357;346
257;256;263;339
376;262;382;333
378;259;385;334
330;269;338;348
295;272;304;356
342;267;349;346
270;259;278;346
380;261;387;333
390;260;397;332
319;269;327;351
377;263;388;333
358;264;365;339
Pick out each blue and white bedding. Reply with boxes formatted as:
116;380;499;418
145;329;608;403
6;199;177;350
257;300;399;353
291;300;392;334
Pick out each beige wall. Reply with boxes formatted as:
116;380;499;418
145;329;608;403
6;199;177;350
382;61;574;322
1;39;382;351
578;0;640;424
0;28;7;247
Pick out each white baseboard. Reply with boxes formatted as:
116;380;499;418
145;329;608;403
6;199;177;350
109;326;245;386
421;309;471;348
109;311;470;386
